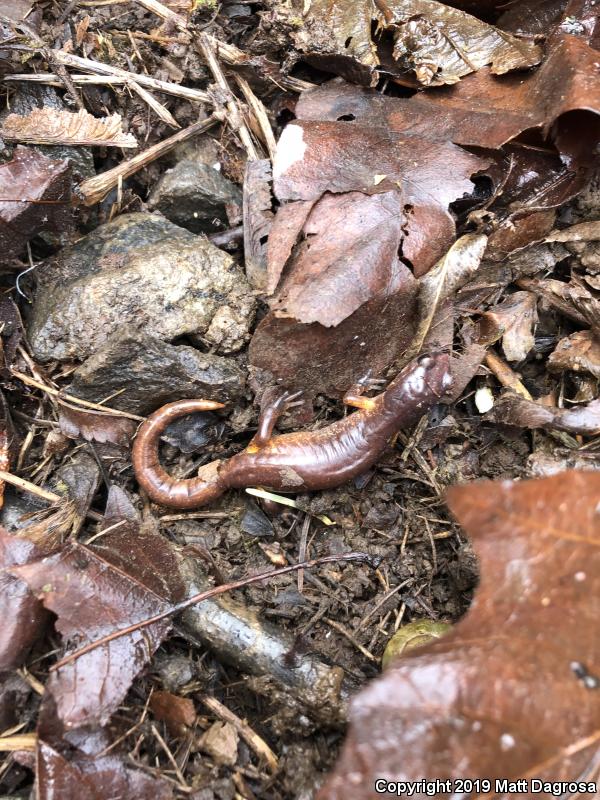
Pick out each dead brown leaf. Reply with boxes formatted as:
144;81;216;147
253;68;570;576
12;498;184;728
2;108;137;148
36;740;173;800
476;291;538;362
268;118;486;324
548;330;600;379
320;471;600;798
58;404;137;447
150;690;196;737
277;0;541;86
0;146;72;261
0;528;50;671
518;277;600;329
491;393;600;434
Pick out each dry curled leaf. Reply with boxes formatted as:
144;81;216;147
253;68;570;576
0;146;71;260
278;0;541;86
406;233;488;361
320;471;600;798
1;108;137;148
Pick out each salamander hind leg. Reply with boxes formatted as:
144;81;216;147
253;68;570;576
249;390;304;449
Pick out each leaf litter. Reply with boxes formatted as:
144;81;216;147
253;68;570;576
1;0;600;797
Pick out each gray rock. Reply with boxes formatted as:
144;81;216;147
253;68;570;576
147;160;242;234
28;212;255;361
69;328;245;415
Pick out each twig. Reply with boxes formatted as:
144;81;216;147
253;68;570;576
234;74;277;161
133;0;314;93
0;734;37;751
126;79;180;128
0;469;104;522
11;369;144;421
297;513;310;594
52;552;374;669
6;73;197;104
199;694;278;772
0;469;63;504
150;724;189;789
50;50;211;104
197;32;259;160
323;617;378;662
484;350;533;400
77;112;223;205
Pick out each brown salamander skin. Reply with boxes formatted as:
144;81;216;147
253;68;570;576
132;353;452;509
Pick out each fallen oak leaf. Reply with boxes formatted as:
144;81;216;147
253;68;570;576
1;108;137;148
319;471;600;798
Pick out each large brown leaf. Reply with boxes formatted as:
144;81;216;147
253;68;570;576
320;472;600;798
268;118;486;323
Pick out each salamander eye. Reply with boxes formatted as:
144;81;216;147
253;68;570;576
417;354;433;368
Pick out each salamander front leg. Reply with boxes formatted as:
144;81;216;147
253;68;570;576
249;390;304;449
343;371;387;411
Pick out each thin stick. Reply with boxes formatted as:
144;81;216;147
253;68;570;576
197;32;259;161
126;79;180;128
323;617;378;662
0;734;37;751
11;369;144;421
52;552;373;669
0;469;62;503
50;51;210;104
484;350;533;400
150;724;189;788
199;694;278;772
133;0;314;93
234;74;277;161
0;469;104;522
78;112;223;206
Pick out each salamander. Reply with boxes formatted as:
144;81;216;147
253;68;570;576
132;353;452;509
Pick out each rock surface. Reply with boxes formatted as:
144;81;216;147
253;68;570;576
28;212;255;361
69;328;245;415
147;160;242;234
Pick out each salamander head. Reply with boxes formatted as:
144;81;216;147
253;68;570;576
384;352;453;411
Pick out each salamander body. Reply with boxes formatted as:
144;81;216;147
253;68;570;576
132;353;452;509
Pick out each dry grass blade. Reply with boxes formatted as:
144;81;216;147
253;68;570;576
1;107;137;148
